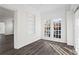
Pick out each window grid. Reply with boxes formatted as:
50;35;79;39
44;22;51;37
53;20;61;39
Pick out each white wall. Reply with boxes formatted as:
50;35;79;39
0;5;41;49
14;10;41;49
66;11;74;46
41;7;67;43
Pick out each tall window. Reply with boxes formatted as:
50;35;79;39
44;20;51;37
53;19;61;38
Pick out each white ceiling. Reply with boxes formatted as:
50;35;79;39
0;4;70;19
0;6;14;19
26;4;70;13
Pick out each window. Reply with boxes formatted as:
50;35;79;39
53;19;61;39
44;20;51;37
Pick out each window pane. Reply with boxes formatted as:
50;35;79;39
59;35;61;38
54;35;55;37
59;31;61;34
59;27;61;30
56;35;58;38
56;31;58;34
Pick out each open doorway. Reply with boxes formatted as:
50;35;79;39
0;7;14;54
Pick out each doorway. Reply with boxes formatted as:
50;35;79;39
0;7;14;54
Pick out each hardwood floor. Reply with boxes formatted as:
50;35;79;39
0;34;14;54
0;39;76;55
